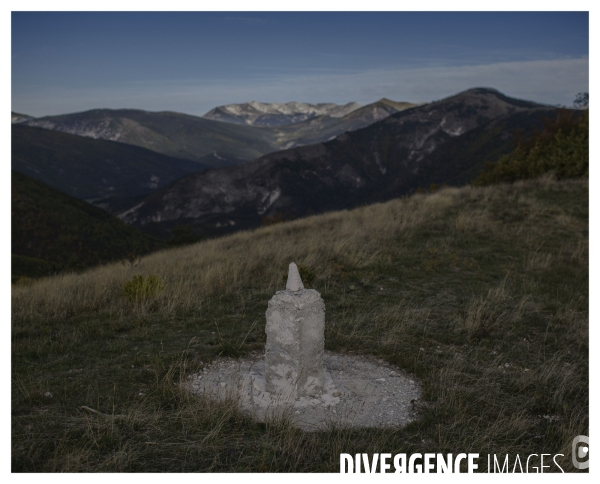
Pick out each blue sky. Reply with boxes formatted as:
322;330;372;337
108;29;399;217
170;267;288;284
11;11;589;117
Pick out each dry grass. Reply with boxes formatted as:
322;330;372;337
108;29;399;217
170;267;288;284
12;183;477;321
12;177;588;471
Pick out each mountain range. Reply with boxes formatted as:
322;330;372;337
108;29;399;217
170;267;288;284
12;87;574;277
118;88;559;238
203;101;362;126
17;99;419;168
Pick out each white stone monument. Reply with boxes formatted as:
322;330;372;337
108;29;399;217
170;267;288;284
265;262;325;399
188;261;422;430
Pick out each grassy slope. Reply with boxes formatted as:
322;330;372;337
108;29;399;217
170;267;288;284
12;177;588;471
11;170;165;280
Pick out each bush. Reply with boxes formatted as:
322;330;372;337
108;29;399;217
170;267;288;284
123;274;164;301
474;109;588;185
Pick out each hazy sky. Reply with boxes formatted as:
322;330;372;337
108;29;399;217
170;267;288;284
11;11;589;117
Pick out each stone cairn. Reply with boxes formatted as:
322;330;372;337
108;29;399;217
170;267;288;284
265;262;326;399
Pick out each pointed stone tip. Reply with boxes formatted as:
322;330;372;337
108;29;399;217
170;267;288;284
286;262;304;292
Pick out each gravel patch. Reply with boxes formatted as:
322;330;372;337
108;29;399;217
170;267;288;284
186;351;422;431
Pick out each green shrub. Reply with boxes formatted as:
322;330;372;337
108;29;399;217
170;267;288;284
474;109;588;185
123;274;164;301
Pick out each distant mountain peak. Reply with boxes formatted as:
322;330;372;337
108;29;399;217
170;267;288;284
203;101;362;127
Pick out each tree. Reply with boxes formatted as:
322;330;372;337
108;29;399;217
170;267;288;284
573;92;589;109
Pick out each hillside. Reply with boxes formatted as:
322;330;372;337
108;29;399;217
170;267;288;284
119;88;555;238
12;124;206;207
12;177;588;471
11;170;164;281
